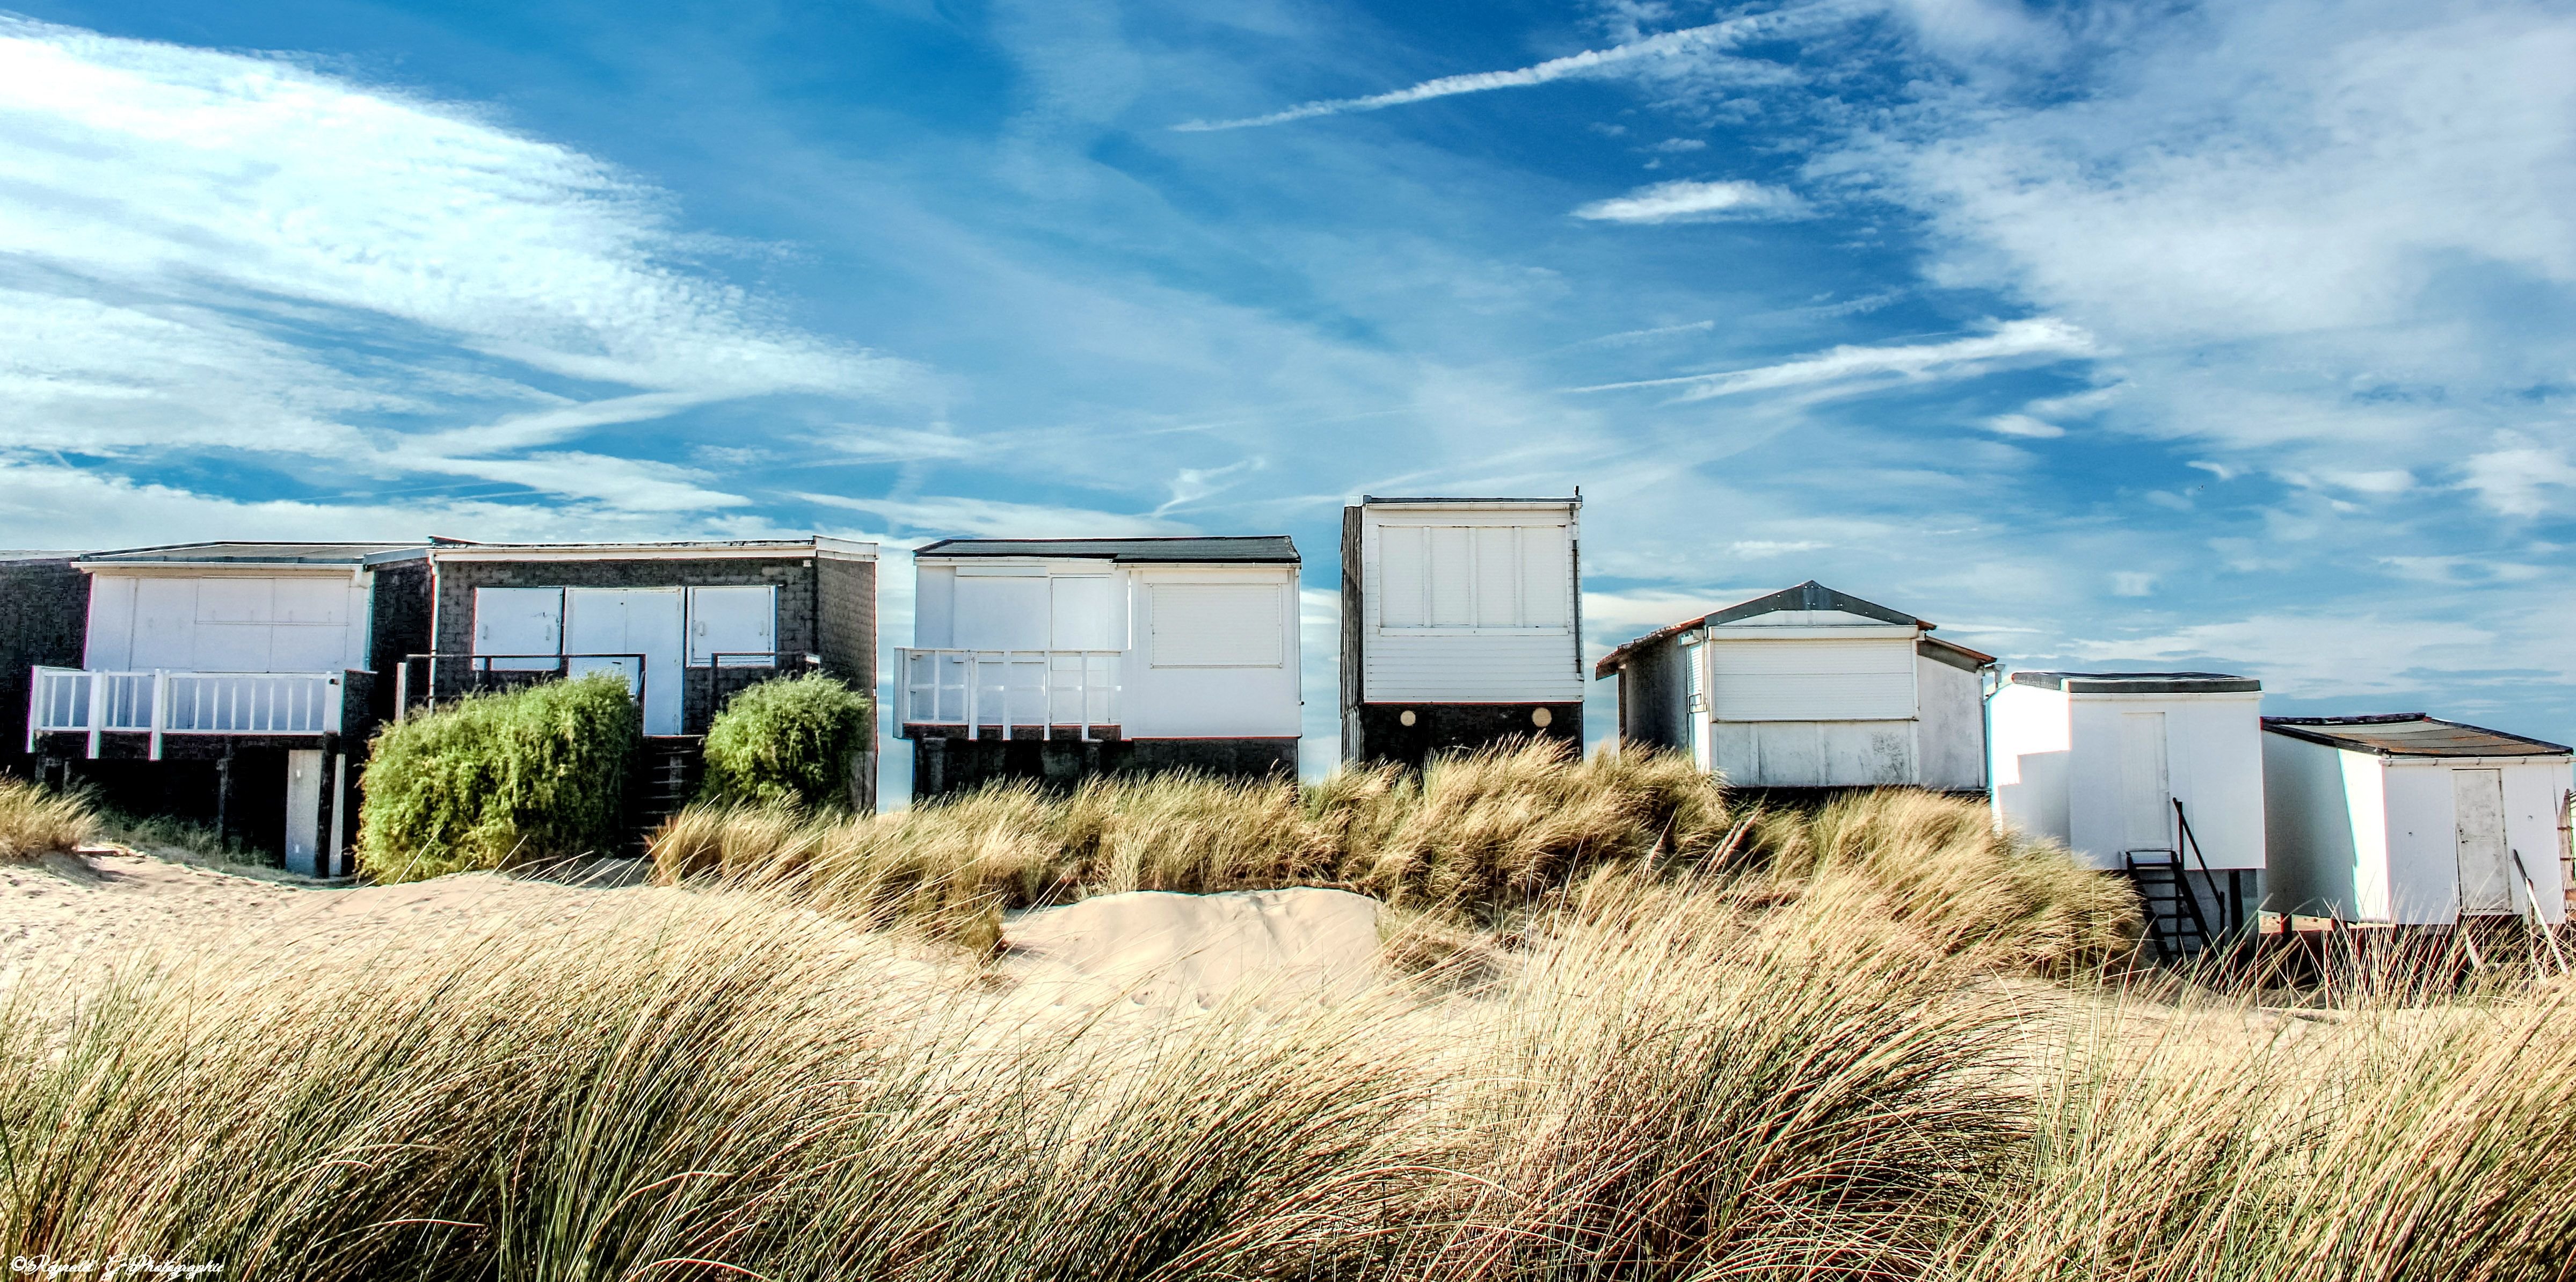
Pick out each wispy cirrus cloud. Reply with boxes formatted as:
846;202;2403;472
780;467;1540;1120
0;16;911;516
1568;317;2098;400
1573;179;1809;223
1170;5;1845;132
795;493;1191;540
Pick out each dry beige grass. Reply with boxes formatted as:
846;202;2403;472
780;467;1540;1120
0;778;97;859
652;740;2126;972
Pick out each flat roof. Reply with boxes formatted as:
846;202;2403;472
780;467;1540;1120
2013;671;2262;694
429;537;873;561
75;541;426;569
913;536;1299;564
1359;495;1578;506
2262;714;2571;758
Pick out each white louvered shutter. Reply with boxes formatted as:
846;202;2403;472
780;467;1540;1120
1706;639;1915;721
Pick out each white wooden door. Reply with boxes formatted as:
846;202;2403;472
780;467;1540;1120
129;578;198;670
565;588;685;735
2117;712;2172;854
474;588;563;671
2454;767;2513;915
285;749;324;876
952;573;1050;650
688;586;776;667
1050;576;1123;649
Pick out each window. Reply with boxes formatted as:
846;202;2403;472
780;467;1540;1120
1376;522;1569;630
1151;583;1282;667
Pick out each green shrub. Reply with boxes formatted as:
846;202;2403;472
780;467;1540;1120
699;673;872;813
356;673;640;882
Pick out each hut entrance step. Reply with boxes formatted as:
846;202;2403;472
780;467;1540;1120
2124;848;2211;959
631;735;704;853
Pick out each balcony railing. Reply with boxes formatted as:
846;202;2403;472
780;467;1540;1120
897;649;1120;738
28;667;345;759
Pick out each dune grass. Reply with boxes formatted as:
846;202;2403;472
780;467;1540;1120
652;738;2126;969
0;777;96;858
10;863;2571;1279
14;743;2572;1278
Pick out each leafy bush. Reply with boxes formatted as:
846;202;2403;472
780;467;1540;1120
698;673;872;812
0;778;97;858
355;673;639;882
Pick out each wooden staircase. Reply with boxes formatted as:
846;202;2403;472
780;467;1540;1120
631;736;704;854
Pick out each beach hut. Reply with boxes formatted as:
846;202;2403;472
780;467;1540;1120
1593;581;1993;791
1338;496;1584;768
27;541;435;873
2261;715;2570;928
1989;671;2267;953
900;536;1302;798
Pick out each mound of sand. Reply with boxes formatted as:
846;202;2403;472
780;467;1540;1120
1000;888;1382;1015
6;851;1389;1023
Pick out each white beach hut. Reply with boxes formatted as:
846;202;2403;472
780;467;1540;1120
2261;715;2570;927
1989;671;2267;953
1593;581;1993;791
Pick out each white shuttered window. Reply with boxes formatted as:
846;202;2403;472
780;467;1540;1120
1376;523;1569;631
1707;639;1915;722
1151;584;1283;667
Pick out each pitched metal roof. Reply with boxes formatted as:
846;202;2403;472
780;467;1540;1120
2013;671;2262;694
1592;581;1954;678
75;541;426;568
913;536;1299;564
2262;714;2571;758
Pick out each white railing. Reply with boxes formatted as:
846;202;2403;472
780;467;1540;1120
28;667;345;759
896;649;1120;738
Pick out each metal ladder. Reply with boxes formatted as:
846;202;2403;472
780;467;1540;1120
631;736;704;853
2124;848;2211;958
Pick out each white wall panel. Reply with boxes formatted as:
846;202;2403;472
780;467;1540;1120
128;579;197;670
84;573;372;675
1124;569;1300;738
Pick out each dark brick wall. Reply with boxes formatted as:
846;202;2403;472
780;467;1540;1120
1348;702;1583;772
365;556;433;728
431;555;825;736
912;736;1297;800
0;559;89;774
816;555;876;694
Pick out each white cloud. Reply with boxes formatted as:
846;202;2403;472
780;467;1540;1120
796;493;1191;539
1171;6;1838;131
1983;413;2065;438
2459;440;2576;516
2110;571;2155;596
0;17;910;522
1573;179;1809;223
1570;317;2097;400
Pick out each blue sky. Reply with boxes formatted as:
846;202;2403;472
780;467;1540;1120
2;0;2572;793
